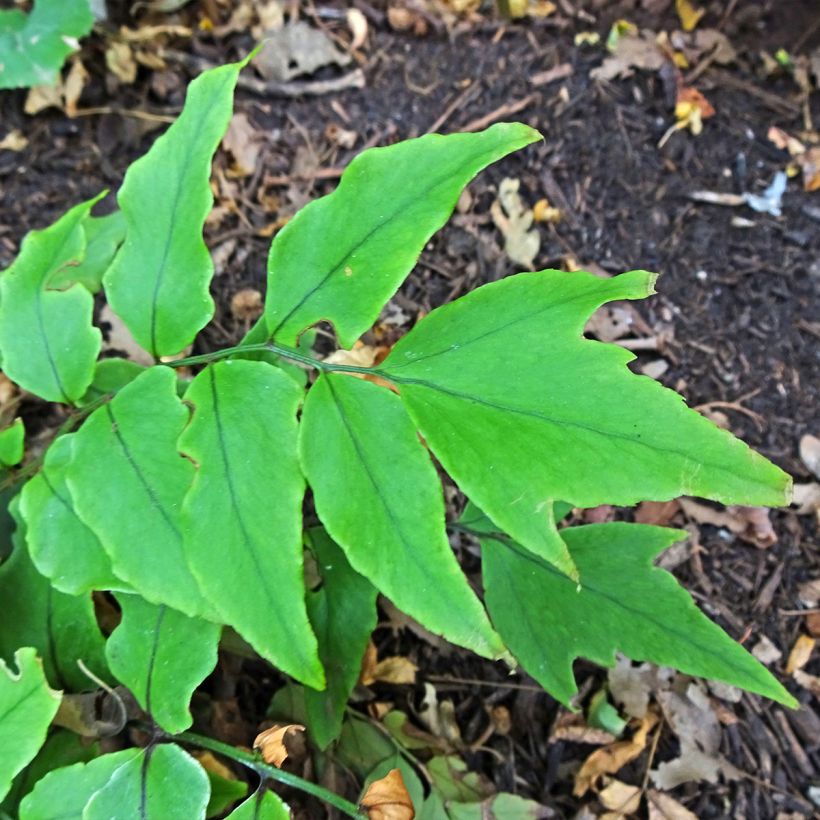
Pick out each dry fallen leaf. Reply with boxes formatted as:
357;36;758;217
751;635;783;666
785;634;816;675
599;778;641;815
678;498;777;548
800;434;820;479
222;112;262;178
574;711;659;796
793;669;820;696
254;21;352;82
491;177;540;270
798;578;820;607
100;304;154;366
792;483;820;518
0;130;28;151
647;789;698;820
360;768;415;819
635;500;681;527
230;288;263;322
532;198;562;223
550;711;618;746
106;41;138;84
591;31;667;81
253;723;306;767
361;654;418;686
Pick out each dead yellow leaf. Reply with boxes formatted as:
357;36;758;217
491;177;540;270
106;41;137;84
63;58;88;117
798;146;820;192
361;652;418;686
360;768;415;819
574;711;659;796
647;789;698;819
533;198;562;223
253;723;305;767
191;750;235;780
676;0;705;31
785;634;816;675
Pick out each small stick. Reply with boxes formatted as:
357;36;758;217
460;94;537;132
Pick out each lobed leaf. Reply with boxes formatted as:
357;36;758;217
66;367;216;620
475;514;796;706
178;360;323;688
299;373;504;659
2;730;98;817
382;269;791;575
0;418;24;467
303;528;378;749
0;0;93;89
0;648;61;802
19;749;139;820
82;744;210;820
105;594;220;735
256;123;541;348
20;434;125;595
0;196;102;403
104;59;249;357
50;211;127;294
0;506;110;692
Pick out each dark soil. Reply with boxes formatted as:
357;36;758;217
1;0;818;817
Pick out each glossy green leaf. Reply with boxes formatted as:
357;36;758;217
82;744;209;820
478;517;796;706
105;594;220;734
50;212;127;293
19;749;139;820
304;528;378;749
2;730;98;817
66;367;216;620
178;360;322;687
257;123;540;348
0;419;24;467
224;790;290;820
20;434;125;595
0;197;102;403
0;648;61;802
104;59;248;357
0;0;93;89
0;508;109;692
204;770;247;819
78;358;145;406
299;373;504;659
382;269;791;576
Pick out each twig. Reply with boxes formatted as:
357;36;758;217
427;81;482;134
426;674;543;693
264;166;346;186
460;94;538;132
72;106;178;123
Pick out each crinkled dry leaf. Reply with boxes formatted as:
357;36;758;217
635;500;681;527
550;711;618;746
599;778;641;815
347;8;369;50
608;657;674;719
574;712;659;796
751;635;783;666
793;669;820;696
785;634;815;675
491;177;540;269
792;483;820;517
591;31;666;81
253;21;351;82
651;746;738;789
253;723;306;767
106;42;137;84
230;288;264;322
361;655;418;686
222;112;262;178
0;130;27;151
647;789;698;820
678;499;777;548
360;768;415;819
800;434;820;479
798;578;820;607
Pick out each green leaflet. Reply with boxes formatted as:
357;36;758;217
82;744;210;820
204;770;247;818
0;507;109;692
50;212;127;294
66;367;216;620
0;196;102;403
257;123;541;348
106;594;220;735
224;791;290;820
178;360;323;688
2;730;98;818
104;59;248;357
19;749;140;820
20;434;124;595
304;528;378;749
78;358;145;406
382;269;791;576
299;373;504;659
0;0;93;89
476;516;796;707
0;648;61;802
0;419;24;467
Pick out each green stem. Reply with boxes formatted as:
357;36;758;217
176;730;365;818
167;342;396;380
